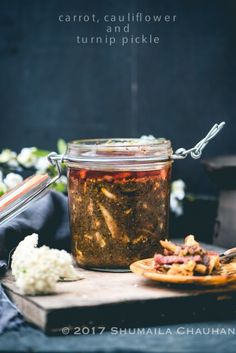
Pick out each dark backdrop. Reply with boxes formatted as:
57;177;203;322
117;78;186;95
0;0;235;194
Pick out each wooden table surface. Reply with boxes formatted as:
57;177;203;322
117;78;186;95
2;240;236;333
1;242;236;353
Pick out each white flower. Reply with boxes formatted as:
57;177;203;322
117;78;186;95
35;156;50;173
170;179;186;217
171;180;185;200
140;135;156;140
7;159;19;168
11;234;80;295
170;193;183;216
0;149;17;165
4;173;23;190
59;175;67;185
17;147;37;168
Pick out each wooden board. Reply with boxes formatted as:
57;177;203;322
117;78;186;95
2;267;236;333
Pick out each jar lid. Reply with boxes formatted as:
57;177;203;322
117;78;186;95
0;174;51;225
66;138;173;163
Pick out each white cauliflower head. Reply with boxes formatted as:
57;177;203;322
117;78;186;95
11;233;80;295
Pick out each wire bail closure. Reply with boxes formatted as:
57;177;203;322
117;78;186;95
47;152;63;182
47;121;226;168
172;121;225;160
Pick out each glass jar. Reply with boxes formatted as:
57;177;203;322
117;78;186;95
66;138;173;270
0;123;224;270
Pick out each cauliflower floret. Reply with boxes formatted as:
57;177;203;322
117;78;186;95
11;233;39;278
48;248;78;280
11;234;80;295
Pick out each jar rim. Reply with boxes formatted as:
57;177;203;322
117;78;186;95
66;138;173;163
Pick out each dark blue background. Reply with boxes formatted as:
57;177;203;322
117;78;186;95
0;0;235;193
